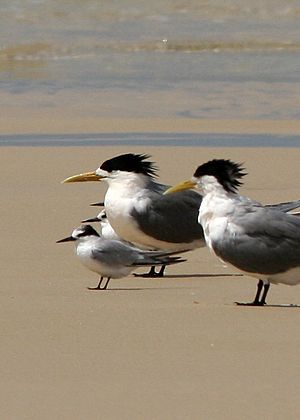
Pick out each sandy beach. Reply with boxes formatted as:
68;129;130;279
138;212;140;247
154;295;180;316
1;144;300;419
2;0;300;417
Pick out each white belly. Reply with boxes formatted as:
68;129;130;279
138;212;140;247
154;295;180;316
268;266;300;286
76;242;133;279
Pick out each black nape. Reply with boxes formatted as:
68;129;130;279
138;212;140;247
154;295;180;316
100;153;158;177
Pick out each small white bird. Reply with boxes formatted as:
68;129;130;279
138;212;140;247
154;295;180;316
82;209;169;277
165;159;300;306
82;209;120;241
57;224;186;290
89;201;104;207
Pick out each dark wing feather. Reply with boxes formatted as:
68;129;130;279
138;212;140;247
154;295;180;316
266;199;300;213
91;239;185;267
213;209;300;275
131;189;204;244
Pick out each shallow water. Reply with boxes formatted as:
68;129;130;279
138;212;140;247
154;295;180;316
1;0;300;122
1;132;299;147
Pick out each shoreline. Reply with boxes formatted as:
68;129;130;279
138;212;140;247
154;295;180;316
1;131;300;148
1;117;300;136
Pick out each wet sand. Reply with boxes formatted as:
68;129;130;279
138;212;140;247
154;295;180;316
1;90;300;136
2;145;300;419
1;115;300;135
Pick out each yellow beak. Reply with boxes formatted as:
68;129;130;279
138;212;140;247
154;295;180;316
164;180;197;194
62;171;104;184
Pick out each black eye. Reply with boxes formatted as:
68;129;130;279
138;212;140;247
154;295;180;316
76;225;100;237
76;230;86;238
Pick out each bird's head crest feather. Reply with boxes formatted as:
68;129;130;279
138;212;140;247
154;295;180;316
100;153;157;177
194;159;247;192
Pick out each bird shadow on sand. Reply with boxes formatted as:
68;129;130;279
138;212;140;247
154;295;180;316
87;287;300;306
87;273;243;291
156;273;242;279
234;302;300;308
265;304;300;308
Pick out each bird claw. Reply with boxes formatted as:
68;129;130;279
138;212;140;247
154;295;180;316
235;301;266;306
235;301;300;308
133;272;164;278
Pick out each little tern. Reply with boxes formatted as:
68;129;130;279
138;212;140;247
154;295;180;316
82;209;120;241
62;153;205;277
57;225;186;290
90;201;104;207
82;210;162;276
165;159;300;306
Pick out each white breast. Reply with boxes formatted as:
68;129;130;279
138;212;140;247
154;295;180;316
199;192;237;249
104;179;182;250
100;221;121;241
268;266;300;286
75;239;133;279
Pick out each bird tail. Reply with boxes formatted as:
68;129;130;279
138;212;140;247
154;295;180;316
267;199;300;213
131;256;186;267
139;248;191;258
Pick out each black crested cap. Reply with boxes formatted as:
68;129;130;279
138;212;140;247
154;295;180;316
77;224;100;237
194;159;247;193
100;153;157;177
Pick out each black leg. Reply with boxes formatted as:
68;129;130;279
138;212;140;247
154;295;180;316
88;276;105;290
236;279;268;306
157;265;166;277
102;277;111;290
252;279;264;305
260;282;270;305
133;265;166;278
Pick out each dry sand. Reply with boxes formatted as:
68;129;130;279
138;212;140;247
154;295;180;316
2;145;300;419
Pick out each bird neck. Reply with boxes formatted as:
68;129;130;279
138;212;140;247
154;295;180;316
199;176;230;196
75;235;96;254
199;184;237;224
106;172;151;199
197;186;237;252
103;172;156;244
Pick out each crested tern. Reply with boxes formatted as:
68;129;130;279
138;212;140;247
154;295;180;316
165;159;300;306
57;224;186;290
62;153;205;277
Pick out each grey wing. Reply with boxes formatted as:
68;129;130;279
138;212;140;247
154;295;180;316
91;239;137;266
266;199;300;213
148;180;169;194
131;189;204;244
91;239;183;267
213;210;300;275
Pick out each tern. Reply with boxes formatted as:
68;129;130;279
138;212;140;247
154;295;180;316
62;153;205;277
57;225;186;290
90;201;104;207
82;209;171;277
82;209;120;241
82;209;162;276
165;159;300;306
